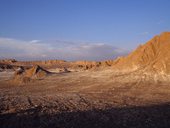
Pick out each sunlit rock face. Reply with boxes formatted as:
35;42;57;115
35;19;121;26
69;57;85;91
112;32;170;74
13;65;50;83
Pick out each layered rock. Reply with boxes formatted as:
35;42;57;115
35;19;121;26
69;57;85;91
112;32;170;74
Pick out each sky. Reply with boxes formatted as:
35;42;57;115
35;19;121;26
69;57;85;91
0;0;170;61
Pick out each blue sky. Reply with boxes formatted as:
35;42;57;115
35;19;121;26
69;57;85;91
0;0;170;60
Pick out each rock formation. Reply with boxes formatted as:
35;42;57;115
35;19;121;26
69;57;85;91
105;32;170;84
13;65;50;83
112;32;170;74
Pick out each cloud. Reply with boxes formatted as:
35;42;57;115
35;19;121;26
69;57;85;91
30;40;41;43
0;37;128;61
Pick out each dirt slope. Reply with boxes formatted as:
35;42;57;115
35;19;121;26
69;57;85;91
112;32;170;74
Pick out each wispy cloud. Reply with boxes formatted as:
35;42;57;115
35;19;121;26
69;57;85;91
0;37;128;61
30;40;41;43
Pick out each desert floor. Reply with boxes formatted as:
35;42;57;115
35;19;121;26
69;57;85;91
1;69;170;128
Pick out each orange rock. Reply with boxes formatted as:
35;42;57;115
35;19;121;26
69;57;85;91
112;32;170;74
13;65;50;83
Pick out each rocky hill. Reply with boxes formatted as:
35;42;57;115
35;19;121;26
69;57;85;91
112;32;170;74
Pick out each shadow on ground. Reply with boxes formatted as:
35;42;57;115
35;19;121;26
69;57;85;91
1;103;170;128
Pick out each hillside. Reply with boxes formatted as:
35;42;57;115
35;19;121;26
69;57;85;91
112;32;170;74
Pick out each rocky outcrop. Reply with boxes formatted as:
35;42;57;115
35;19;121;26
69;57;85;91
0;59;17;64
13;65;50;83
112;32;170;74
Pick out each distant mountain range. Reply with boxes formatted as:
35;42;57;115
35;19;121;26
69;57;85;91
1;32;170;75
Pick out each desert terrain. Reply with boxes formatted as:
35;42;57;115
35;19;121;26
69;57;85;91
1;32;170;128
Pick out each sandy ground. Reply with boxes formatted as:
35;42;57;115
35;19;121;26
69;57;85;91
1;69;170;128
